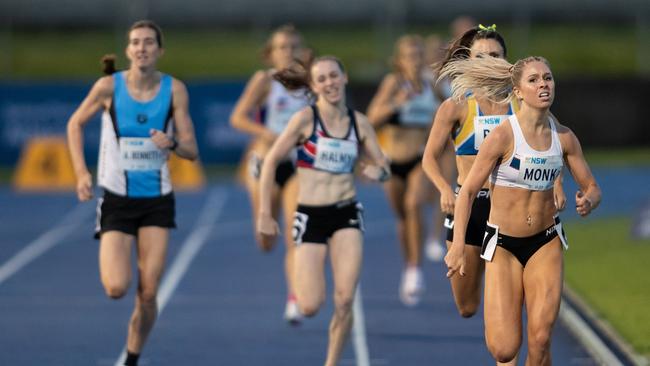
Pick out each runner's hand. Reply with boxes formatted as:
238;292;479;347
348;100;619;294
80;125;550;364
575;190;595;217
440;186;456;215
444;241;466;278
256;213;279;247
362;164;391;182
149;129;175;150
76;170;93;202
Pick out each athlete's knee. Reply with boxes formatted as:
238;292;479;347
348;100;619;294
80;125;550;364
528;327;552;352
456;299;480;318
455;296;480;318
457;305;479;318
333;290;354;315
299;302;321;317
137;287;158;305
404;193;423;213
104;282;129;299
486;335;520;363
488;342;519;363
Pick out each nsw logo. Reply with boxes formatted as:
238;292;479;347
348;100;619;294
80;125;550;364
525;157;547;165
136;114;148;124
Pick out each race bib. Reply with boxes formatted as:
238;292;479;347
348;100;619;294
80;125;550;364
313;137;357;174
474;115;509;150
119;137;167;171
398;100;434;127
517;155;563;191
480;222;499;262
267;107;298;135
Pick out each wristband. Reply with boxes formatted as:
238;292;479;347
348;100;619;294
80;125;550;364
169;137;178;151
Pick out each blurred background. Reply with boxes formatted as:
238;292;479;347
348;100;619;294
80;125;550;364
1;0;649;166
0;0;649;362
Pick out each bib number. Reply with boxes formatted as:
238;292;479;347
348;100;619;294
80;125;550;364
119;137;166;171
313;137;357;174
474;115;508;150
517;155;563;191
480;222;499;261
481;222;499;262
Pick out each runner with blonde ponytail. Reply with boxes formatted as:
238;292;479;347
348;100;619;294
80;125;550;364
444;54;601;365
423;26;566;365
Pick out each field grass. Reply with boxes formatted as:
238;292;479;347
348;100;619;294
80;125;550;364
0;24;645;81
584;147;650;167
564;216;650;358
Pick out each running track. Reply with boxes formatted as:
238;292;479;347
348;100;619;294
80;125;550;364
1;166;646;365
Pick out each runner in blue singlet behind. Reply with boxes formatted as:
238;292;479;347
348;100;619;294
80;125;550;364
367;34;447;306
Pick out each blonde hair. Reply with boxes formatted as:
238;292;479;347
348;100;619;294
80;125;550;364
262;24;303;64
439;55;551;104
391;34;424;75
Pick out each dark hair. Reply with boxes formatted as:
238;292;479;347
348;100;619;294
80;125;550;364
129;20;164;47
101;54;118;75
100;20;163;76
436;26;507;76
274;55;345;90
262;24;303;64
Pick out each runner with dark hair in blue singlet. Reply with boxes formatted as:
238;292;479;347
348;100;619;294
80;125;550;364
67;20;199;366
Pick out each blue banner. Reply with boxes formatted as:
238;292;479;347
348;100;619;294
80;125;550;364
0;80;250;165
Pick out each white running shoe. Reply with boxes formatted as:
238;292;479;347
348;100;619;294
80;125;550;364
425;239;445;262
284;297;303;326
399;266;425;307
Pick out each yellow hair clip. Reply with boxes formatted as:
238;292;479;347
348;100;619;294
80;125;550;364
478;24;497;32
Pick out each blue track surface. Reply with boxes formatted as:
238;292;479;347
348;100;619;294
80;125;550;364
2;165;645;365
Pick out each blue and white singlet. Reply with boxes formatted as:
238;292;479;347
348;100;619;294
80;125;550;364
97;71;174;198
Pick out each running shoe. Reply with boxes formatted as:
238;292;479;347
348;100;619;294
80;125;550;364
399;266;425;307
284;296;303;326
425;238;445;262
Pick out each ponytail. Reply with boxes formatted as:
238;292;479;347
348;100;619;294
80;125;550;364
273;59;310;91
439;56;514;104
439;55;551;104
101;54;118;75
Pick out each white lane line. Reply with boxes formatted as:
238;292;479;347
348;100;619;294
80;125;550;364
0;203;93;286
558;299;624;366
114;187;228;366
352;284;370;366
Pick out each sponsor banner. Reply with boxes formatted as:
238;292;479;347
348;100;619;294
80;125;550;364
0;80;250;165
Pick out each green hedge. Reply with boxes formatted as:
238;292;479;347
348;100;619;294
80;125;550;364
0;24;644;81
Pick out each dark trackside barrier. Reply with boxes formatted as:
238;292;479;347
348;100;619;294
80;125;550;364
0;78;647;167
347;78;649;148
